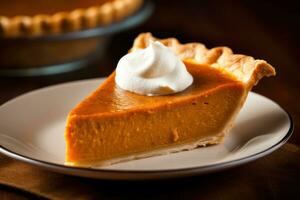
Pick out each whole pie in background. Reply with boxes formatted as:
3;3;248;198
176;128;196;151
0;0;143;37
0;0;146;74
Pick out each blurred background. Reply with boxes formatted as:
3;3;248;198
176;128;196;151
0;0;299;144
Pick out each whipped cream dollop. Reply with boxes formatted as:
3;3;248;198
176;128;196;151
115;41;193;96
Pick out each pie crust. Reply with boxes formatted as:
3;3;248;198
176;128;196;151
0;0;143;37
133;33;275;89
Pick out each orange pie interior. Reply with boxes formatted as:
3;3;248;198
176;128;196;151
65;33;276;166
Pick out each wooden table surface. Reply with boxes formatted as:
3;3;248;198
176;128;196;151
0;0;299;199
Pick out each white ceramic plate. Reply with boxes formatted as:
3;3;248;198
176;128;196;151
0;78;293;180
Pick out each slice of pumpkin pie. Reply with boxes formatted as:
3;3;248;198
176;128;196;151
65;33;275;166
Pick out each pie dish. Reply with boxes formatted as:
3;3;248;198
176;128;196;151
65;33;276;166
0;0;143;38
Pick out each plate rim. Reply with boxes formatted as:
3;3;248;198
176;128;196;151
0;78;294;176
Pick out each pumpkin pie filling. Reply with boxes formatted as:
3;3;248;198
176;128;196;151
0;0;113;16
66;62;246;165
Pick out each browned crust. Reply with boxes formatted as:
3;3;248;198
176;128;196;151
0;0;143;38
132;33;276;89
66;132;224;167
